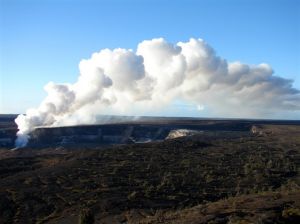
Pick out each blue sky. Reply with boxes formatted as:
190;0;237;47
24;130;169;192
0;0;299;117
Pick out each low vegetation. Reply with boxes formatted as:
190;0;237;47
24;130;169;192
0;123;299;223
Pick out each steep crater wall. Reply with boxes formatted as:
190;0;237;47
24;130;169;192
28;121;254;147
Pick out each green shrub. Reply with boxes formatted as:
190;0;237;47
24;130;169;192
282;207;300;222
79;208;94;224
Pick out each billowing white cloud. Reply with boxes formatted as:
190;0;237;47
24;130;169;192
15;38;300;147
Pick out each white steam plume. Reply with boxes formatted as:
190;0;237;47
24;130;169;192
15;38;300;147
